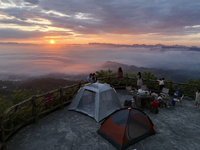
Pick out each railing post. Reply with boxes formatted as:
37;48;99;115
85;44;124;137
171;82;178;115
79;82;82;89
126;77;129;87
31;96;37;123
147;78;149;89
108;76;111;85
169;81;172;95
0;116;6;150
59;87;64;109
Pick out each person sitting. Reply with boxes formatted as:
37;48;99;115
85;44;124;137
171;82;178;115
117;67;123;78
92;73;98;83
87;73;93;83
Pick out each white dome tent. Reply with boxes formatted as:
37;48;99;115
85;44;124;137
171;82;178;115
68;82;122;122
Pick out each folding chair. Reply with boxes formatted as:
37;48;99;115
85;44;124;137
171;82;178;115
141;85;147;91
126;86;135;95
160;88;170;99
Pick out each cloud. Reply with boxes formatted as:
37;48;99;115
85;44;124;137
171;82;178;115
0;0;200;45
0;43;200;78
24;0;39;5
0;28;72;39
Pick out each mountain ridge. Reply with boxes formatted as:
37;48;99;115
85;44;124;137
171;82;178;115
101;61;199;82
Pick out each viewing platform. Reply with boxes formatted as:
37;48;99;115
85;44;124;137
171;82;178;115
6;89;200;150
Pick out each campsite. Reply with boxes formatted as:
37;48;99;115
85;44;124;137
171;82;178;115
6;83;200;150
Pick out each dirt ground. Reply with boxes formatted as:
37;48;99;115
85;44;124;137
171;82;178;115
6;90;200;150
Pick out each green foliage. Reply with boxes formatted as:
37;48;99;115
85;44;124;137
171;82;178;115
12;89;32;105
165;78;172;82
128;73;137;78
0;97;13;114
142;71;157;80
186;78;200;86
123;72;128;77
95;69;117;78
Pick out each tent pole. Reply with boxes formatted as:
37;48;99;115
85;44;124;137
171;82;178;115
120;107;132;150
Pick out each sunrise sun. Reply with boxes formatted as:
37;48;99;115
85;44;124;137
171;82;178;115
50;40;55;44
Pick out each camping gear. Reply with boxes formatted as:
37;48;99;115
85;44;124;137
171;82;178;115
68;82;122;122
149;101;159;114
174;90;181;97
97;108;155;150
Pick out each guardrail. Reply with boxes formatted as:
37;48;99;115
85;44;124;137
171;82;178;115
0;82;84;150
98;77;199;98
0;77;199;149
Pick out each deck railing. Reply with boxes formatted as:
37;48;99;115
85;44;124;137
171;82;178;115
98;77;199;98
0;77;199;149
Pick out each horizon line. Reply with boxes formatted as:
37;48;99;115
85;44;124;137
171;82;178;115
0;42;199;48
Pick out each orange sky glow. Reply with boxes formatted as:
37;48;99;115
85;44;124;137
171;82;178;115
0;1;200;47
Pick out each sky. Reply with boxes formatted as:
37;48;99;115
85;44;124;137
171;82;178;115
1;0;200;46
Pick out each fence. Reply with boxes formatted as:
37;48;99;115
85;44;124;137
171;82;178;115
0;77;199;149
0;82;84;150
98;77;199;98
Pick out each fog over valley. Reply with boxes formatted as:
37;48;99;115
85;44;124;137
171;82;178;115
1;43;200;82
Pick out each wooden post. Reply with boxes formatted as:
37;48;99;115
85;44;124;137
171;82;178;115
108;76;111;85
31;96;37;123
126;77;128;87
79;82;82;89
147;78;149;90
0;116;6;150
59;87;64;109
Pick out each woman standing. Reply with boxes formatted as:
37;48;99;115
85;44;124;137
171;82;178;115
117;67;123;78
137;72;142;89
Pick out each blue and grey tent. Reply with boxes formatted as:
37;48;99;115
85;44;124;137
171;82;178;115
68;82;122;122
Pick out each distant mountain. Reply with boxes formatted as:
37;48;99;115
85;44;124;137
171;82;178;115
1;61;199;84
89;42;200;50
100;61;200;82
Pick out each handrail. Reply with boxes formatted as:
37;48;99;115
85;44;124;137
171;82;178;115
0;77;199;149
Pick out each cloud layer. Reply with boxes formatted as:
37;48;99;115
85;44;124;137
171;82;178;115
1;43;200;78
1;0;200;45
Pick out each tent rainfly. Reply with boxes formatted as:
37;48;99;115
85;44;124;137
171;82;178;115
97;108;156;150
68;82;122;122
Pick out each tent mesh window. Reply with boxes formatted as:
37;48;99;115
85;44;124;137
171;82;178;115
110;109;129;126
101;91;113;102
77;90;95;117
126;110;150;140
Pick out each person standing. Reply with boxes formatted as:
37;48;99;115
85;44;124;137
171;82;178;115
197;90;200;110
137;72;142;89
195;89;199;109
117;67;123;78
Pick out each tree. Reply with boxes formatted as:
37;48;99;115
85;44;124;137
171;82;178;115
0;96;13;114
186;78;200;85
128;73;137;78
12;89;32;105
141;71;157;80
95;69;117;78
